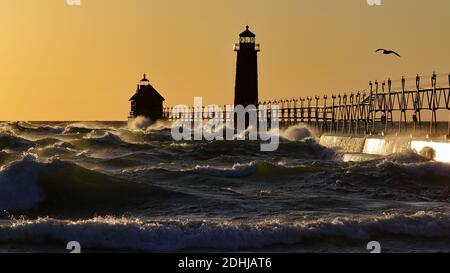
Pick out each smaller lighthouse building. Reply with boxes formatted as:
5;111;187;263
129;74;165;121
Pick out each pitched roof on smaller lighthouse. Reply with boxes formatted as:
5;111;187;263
239;26;255;37
129;86;165;101
129;74;165;102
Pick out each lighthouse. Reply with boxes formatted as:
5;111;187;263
234;26;260;107
128;74;165;121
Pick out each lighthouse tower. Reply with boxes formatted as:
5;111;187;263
234;26;260;107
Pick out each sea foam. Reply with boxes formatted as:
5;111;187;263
1;211;449;252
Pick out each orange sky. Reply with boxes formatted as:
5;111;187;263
0;0;449;121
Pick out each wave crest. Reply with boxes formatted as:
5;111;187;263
1;211;449;252
82;131;128;146
193;160;326;178
0;155;45;210
0;132;35;150
0;155;170;213
281;126;313;141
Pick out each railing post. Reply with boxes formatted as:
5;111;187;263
349;93;354;134
387;78;393;131
381;81;387;134
323;95;328;132
399;76;406;133
278;100;283;127
343;93;348;134
331;95;336;133
284;99;288;127
286;99;290;127
368;81;373;134
414;74;422;131
338;94;342;133
356;92;361;135
307;97;312;127
300;98;305;123
292;98;296;126
430;72;438;135
372;81;379;133
448;74;450;138
314;96;320;128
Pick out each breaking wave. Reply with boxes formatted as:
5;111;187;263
377;153;450;181
62;122;117;135
0;132;35;150
82;131;129;146
193;160;324;178
1;211;449;252
0;155;45;211
0;155;173;213
1;121;64;135
280;125;313;141
194;162;260;177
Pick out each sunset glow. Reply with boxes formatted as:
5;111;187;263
1;0;450;120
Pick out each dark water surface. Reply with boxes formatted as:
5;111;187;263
0;121;449;253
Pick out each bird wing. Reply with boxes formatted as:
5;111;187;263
392;51;401;57
375;49;385;52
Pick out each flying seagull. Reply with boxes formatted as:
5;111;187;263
376;49;401;57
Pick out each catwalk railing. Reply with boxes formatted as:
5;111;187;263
163;73;450;136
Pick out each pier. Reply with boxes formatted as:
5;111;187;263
163;73;450;137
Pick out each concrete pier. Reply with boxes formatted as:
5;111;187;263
319;135;450;163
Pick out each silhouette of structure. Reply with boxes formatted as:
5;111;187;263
164;72;450;136
129;74;165;121
234;26;260;107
